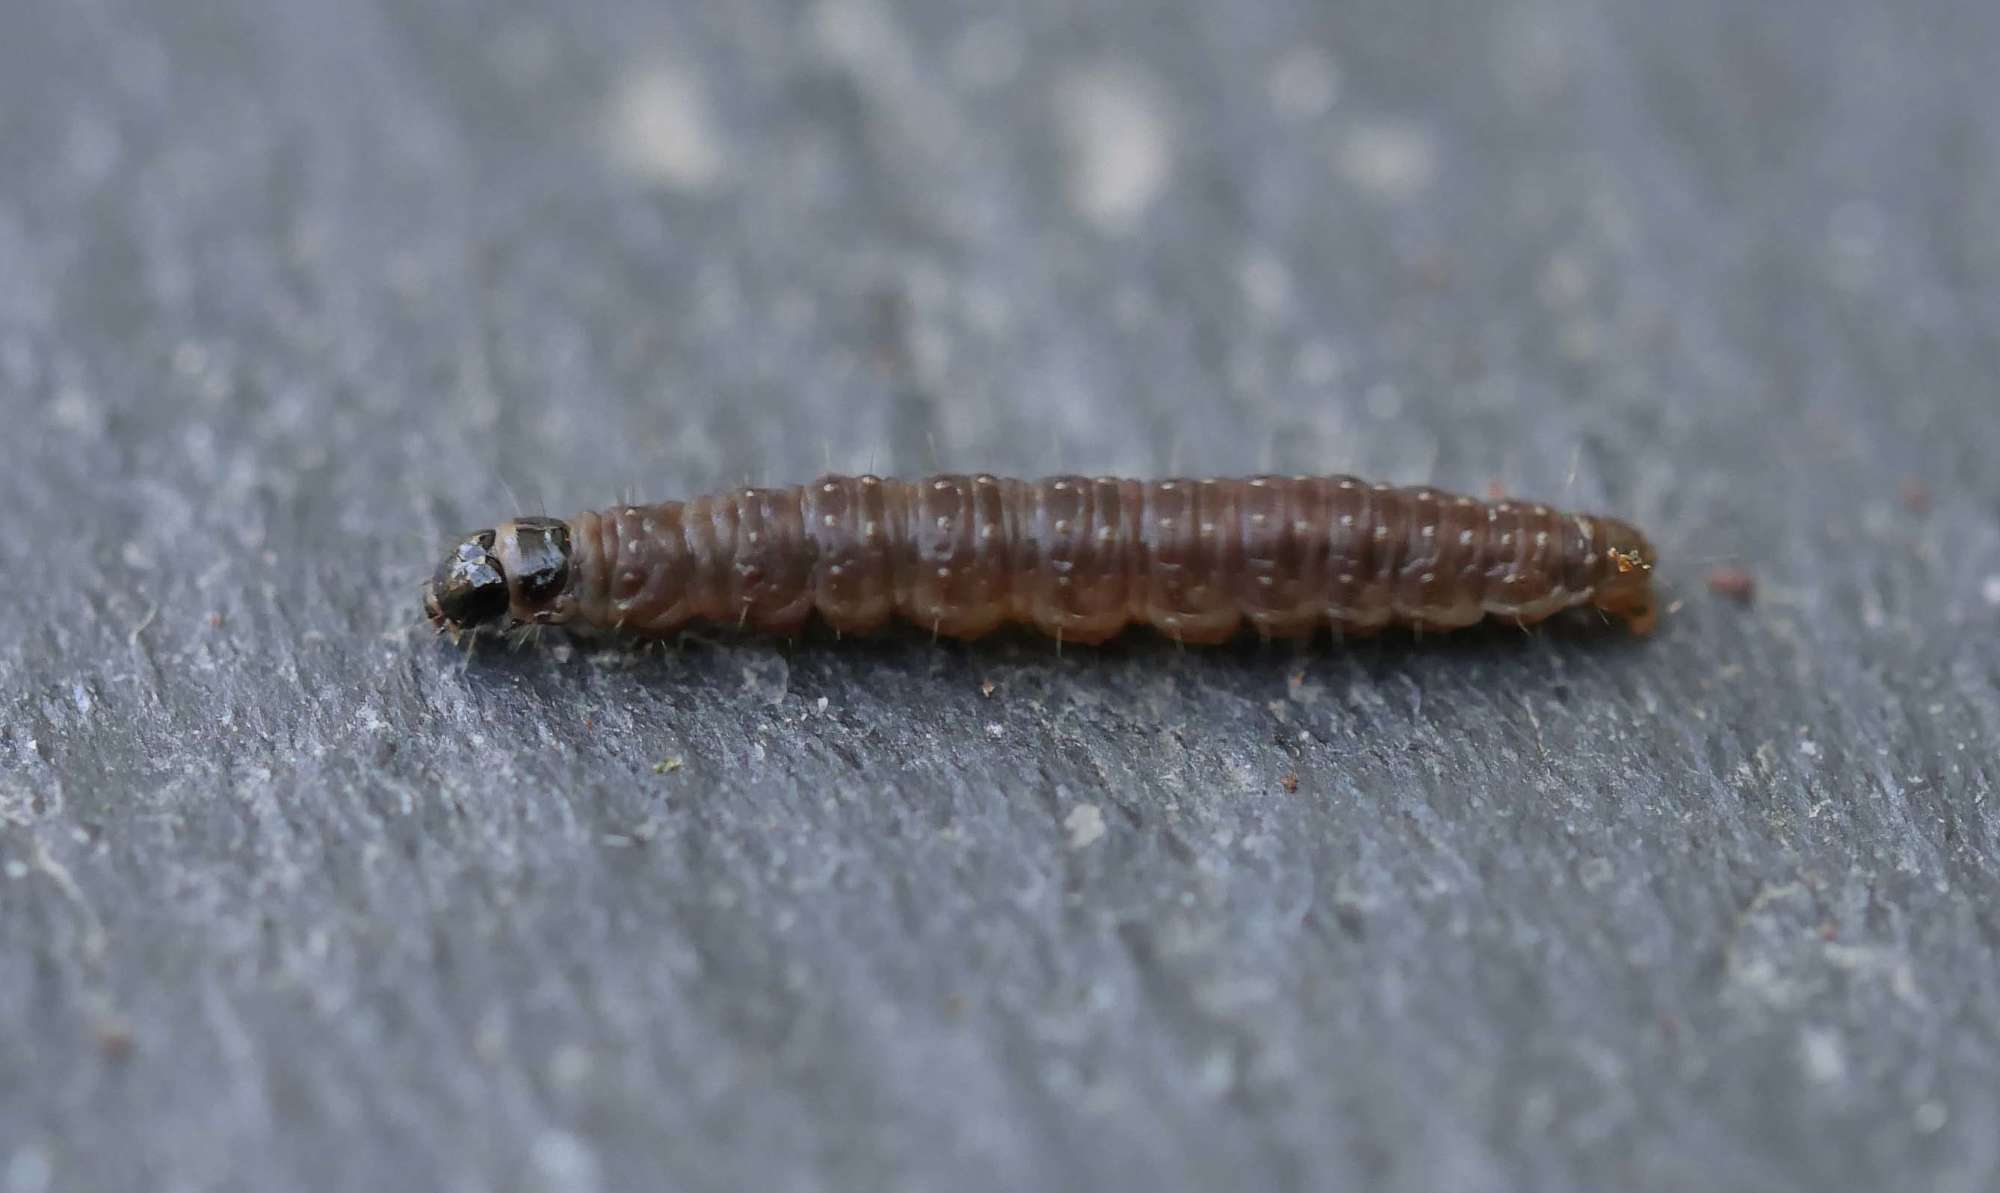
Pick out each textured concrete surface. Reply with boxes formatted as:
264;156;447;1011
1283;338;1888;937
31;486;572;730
3;0;1998;1190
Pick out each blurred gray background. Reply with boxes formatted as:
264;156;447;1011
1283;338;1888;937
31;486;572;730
3;0;1998;1189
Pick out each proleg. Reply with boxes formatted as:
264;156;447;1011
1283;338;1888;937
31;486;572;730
422;475;1660;645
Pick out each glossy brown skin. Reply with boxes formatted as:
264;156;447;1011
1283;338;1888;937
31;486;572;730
442;474;1658;644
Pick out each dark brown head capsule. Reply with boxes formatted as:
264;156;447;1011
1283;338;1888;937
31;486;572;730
423;517;574;634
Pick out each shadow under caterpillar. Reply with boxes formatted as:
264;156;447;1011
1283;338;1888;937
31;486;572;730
423;474;1659;647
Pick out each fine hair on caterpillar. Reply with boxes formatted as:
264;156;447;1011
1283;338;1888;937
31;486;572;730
422;473;1660;648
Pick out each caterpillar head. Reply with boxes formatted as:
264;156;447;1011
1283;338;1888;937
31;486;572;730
1590;516;1659;634
423;518;573;635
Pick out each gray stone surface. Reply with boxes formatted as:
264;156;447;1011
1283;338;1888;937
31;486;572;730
3;0;1998;1189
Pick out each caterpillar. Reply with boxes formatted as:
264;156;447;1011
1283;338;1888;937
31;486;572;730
422;474;1659;645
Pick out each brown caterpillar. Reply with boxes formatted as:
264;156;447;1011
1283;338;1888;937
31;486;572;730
422;474;1659;645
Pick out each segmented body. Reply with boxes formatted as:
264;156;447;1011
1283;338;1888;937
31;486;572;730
515;474;1658;643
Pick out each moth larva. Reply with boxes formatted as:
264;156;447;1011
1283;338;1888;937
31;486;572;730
423;474;1660;644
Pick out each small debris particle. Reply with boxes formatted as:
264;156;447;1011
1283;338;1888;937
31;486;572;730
1337;119;1438;201
208;612;224;628
1898;479;1930;514
1578;856;1614;891
1706;567;1756;603
96;1021;135;1061
985;722;1004;739
979;678;996;698
4;1145;53;1193
1064;803;1106;849
1982;575;2000;608
1914;1101;1949;1134
652;756;684;774
1279;772;1299;793
1799;1027;1845;1084
1285;670;1323;703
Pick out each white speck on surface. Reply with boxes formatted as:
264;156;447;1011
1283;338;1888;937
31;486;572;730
48;387;104;435
1799;1027;1846;1084
529;1130;601;1193
1268;46;1339;119
603;61;727;192
1337;118;1438;200
1981;575;2000;607
740;654;791;706
1239;251;1293;316
985;722;1004;739
1537;251;1591;309
1064;803;1106;849
549;1043;593;1091
1914;1100;1949;1134
3;1145;51;1193
1799;739;1820;759
1519;1087;1557;1132
1057;64;1173;231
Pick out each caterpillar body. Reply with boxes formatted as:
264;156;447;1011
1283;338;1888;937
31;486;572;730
423;474;1659;645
